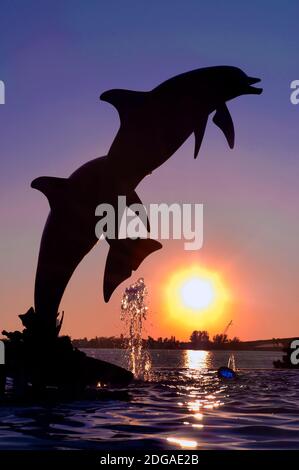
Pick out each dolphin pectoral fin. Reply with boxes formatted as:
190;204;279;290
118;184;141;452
126;191;150;232
31;176;69;208
100;89;148;122
213;104;235;149
103;238;162;302
194;115;208;159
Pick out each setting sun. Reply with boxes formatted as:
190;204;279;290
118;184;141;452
180;277;215;310
165;266;230;336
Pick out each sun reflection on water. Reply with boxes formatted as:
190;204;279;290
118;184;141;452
166;437;198;448
184;350;211;369
174;349;225;443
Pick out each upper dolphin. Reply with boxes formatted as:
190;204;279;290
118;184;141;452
31;66;262;332
101;65;262;185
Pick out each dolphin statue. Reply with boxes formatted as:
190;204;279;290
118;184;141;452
101;65;262;177
32;65;262;331
31;158;162;328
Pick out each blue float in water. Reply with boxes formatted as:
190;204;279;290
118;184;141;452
217;366;237;379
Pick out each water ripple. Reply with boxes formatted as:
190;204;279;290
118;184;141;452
0;350;298;450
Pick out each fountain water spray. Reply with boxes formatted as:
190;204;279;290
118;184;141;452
121;278;151;380
228;353;236;371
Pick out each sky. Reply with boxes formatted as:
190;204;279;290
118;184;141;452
0;0;298;341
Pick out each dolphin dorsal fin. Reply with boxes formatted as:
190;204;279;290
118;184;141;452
100;89;148;121
31;176;68;208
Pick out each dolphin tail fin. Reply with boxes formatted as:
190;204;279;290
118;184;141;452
213;103;235;149
31;176;69;208
100;89;148;121
103;238;162;302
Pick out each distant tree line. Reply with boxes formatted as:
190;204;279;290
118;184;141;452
189;330;241;350
72;330;246;350
73;335;125;349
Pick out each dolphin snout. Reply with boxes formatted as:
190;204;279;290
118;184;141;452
246;76;263;95
248;76;261;85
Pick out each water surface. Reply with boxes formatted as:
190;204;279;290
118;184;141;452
1;349;298;450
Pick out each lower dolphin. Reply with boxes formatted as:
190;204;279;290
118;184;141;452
32;156;161;331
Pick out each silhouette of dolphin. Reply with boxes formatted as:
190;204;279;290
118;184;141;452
101;66;262;183
32;66;262;328
32;157;161;324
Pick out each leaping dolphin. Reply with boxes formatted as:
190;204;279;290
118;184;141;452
32;157;161;326
32;65;262;331
101;65;262;182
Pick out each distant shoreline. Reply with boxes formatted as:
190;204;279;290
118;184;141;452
78;346;284;351
0;335;294;352
73;336;297;352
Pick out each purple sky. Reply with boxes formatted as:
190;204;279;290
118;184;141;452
0;1;298;340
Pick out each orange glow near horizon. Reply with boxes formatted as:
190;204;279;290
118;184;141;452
164;265;230;338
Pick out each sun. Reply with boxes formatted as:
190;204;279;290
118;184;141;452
180;277;215;310
164;265;230;335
